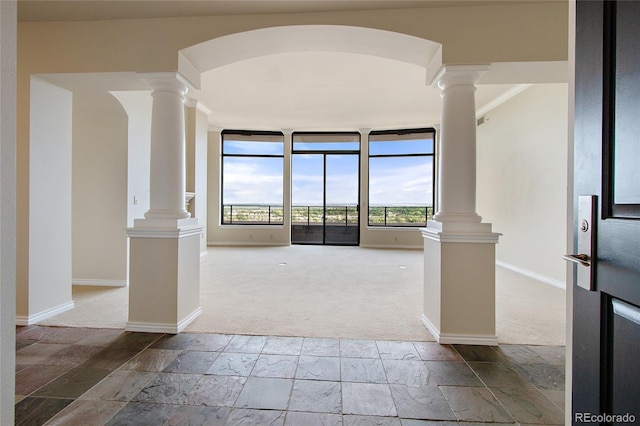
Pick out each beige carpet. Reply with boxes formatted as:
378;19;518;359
41;246;566;345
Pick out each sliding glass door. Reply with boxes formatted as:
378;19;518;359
291;133;360;245
324;154;359;244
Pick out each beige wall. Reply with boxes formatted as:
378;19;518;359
477;83;569;286
21;77;73;319
110;91;153;228
186;105;209;255
72;91;128;285
17;3;567;76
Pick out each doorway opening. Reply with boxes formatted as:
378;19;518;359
291;132;360;245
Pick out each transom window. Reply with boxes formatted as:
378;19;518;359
368;129;435;227
221;130;284;225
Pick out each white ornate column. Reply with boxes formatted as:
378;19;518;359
126;72;203;334
142;73;191;222
433;66;485;224
422;65;501;345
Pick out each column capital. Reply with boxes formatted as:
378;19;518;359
431;64;491;90
138;72;195;96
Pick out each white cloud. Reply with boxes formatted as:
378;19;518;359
223;159;283;204
369;161;433;205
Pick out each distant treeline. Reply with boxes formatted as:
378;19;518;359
222;204;433;226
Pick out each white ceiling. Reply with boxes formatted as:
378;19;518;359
197;51;519;131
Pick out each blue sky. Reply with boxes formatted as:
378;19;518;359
223;138;433;207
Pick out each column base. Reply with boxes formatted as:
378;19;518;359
421;314;498;346
127;220;203;334
130;217;200;234
421;221;500;346
422;219;497;241
126;308;202;334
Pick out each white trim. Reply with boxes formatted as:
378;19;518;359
137;71;197;93
218;224;285;230
15;301;75;326
72;279;128;287
208;241;287;247
421;315;499;346
365;225;426;232
178;307;203;332
360;244;422;250
421;314;441;342
127;225;203;239
476;84;531;117
196;102;212;116
126;307;202;334
437;333;499;346
184;97;198;108
200;251;208;263
496;260;566;290
421;228;501;244
430;64;491;88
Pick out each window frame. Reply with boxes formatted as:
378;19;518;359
221;130;285;226
367;128;436;228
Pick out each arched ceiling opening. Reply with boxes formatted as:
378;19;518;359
180;25;443;73
180;25;450;131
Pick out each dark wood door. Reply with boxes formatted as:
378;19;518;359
573;1;640;423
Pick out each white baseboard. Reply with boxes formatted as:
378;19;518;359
496;260;566;290
421;314;499;346
208;241;287;247
16;300;75;326
73;279;128;287
126;307;202;334
421;314;441;342
360;244;423;250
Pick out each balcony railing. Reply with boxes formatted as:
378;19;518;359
368;206;433;227
291;205;359;227
222;204;433;227
222;205;284;225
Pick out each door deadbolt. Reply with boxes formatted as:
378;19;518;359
580;220;589;232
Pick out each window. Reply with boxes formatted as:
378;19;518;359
368;129;435;227
221;130;284;225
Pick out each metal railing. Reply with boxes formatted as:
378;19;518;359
222;205;284;225
368;206;433;227
291;205;359;227
222;204;432;227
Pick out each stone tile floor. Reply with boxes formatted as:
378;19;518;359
15;326;566;425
